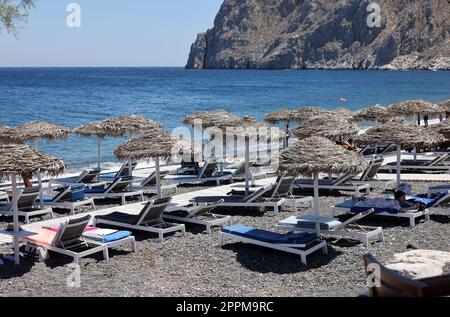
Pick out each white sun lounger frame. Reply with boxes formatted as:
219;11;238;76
218;231;328;266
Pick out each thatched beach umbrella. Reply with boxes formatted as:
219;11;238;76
182;109;241;128
0;144;65;265
2;121;70;206
182;109;243;166
438;99;450;112
295;107;332;122
355;119;445;187
279;136;368;235
333;108;354;121
387;100;443;125
74;114;161;171
431;119;450;139
264;108;301;147
4;121;70;144
115;130;199;198
353;105;391;123
293;115;359;142
225;116;275;194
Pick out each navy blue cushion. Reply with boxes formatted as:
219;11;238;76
85;187;106;194
71;189;85;202
221;224;317;245
351;206;399;214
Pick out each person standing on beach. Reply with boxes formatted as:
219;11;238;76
423;113;429;127
440;114;444;122
285;124;291;147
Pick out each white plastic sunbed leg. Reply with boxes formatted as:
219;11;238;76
131;239;137;253
159;232;164;242
379;231;385;243
322;244;328;255
103;248;109;261
301;255;307;266
206;225;211;235
425;212;430;222
181;226;186;237
71;206;75;215
121;196;126;205
409;217;415;228
91;201;96;210
219;233;225;247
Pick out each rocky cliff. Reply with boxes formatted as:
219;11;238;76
186;0;450;70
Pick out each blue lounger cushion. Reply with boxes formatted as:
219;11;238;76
221;224;317;245
84;187;107;194
43;195;56;203
337;200;417;214
100;230;132;243
279;216;342;230
70;189;85;202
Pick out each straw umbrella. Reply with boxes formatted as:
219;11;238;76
264;108;301;147
353;105;392;123
333;108;354;121
224;116;275;195
295;107;332;122
293;115;359;142
355;119;445;187
387;100;443;125
0;144;65;265
438;99;450;112
3;121;70;206
115;130;199;199
0;125;11;140
182;109;242;169
279;136;368;235
74;114;161;172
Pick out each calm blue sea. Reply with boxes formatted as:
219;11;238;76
1;67;450;171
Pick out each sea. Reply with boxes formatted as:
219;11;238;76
1;67;449;173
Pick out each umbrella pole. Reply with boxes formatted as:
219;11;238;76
396;145;402;188
128;132;133;178
12;174;20;265
97;138;101;181
284;121;288;149
32;140;44;208
155;157;162;199
313;173;320;237
245;136;250;196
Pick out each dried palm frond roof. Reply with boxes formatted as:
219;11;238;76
333;108;354;121
295;106;333;121
355;119;445;147
293;115;359;141
430;119;450;136
264;108;301;123
353;105;392;122
4;121;70;143
114;129;200;161
0;125;12;143
438;99;450;111
387;99;443;115
182;109;241;128
74;114;161;138
278;136;368;177
0;144;65;178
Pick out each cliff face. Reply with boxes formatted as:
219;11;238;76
186;0;450;70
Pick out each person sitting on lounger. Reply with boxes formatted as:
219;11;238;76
394;190;421;212
343;139;358;151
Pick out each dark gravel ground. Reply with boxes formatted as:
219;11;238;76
0;181;449;297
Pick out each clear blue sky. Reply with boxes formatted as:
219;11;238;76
0;0;223;67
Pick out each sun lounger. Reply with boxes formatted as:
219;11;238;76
191;184;286;215
357;158;396;190
24;215;135;264
0;187;54;224
52;169;107;189
163;199;232;234
94;197;185;242
295;172;371;195
165;162;233;186
84;176;144;205
381;152;450;173
0;191;9;203
218;224;328;265
224;161;267;181
99;161;138;180
275;209;384;248
331;199;431;228
363;254;450;297
131;170;176;194
43;185;96;215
